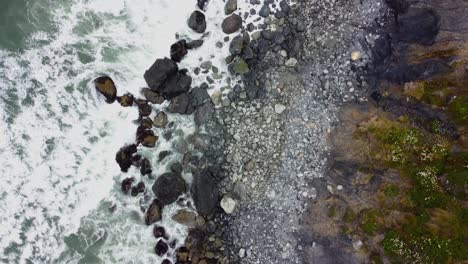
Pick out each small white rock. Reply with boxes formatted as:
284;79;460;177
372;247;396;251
337;185;343;191
274;104;286;114
353;240;363;250
285;58;298;67
351;51;362;61
220;195;236;214
239;248;246;258
280;50;288;57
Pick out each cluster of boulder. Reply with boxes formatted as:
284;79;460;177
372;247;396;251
92;1;229;263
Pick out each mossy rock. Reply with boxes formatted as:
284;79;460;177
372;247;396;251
232;58;249;74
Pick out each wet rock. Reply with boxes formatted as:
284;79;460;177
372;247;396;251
190;87;210;107
94;76;117;103
188;11;207;33
140;118;153;130
154;112;168;128
140;158;152;175
197;0;208;10
176;247;190;263
115;144;138;172
259;4;271;17
229;35;244;56
137;102;152;117
137;128;158;147
170;40;188;63
172;210;204;227
141;88;165;104
144;58;178;92
155;240;169;256
167;93;190;114
117;93;134;107
152;172;186;205
225;0;237;15
220;194;236;214
131;181;145;196
153;225;169;239
222;14;242;34
194;101;214;126
382;59;451;84
186;39;204;49
121;177;135;194
396;7;440;45
145;199;163;225
158;151;171;161
169;162;183;174
191;170;218;216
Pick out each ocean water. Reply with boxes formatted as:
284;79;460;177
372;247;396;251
0;0;234;263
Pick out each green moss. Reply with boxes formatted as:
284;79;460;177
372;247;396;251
360;209;378;235
343;208;356;223
328;206;337;218
448;95;468;125
384;184;400;197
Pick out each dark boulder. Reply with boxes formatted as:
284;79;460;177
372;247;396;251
191;170;218;216
117;93;134;107
121;177;135;194
259;4;270;17
94;76;117;103
396;7;440;45
222;14;242;34
154;111;168;128
188;11;207;33
115;144;138;172
167;93;190;114
140;157;152;175
170;40;188;63
144;58;178;91
141;88;165;104
385;0;409;14
153;225;168;240
155;240;169;256
145;199;163;225
152;172;186;205
158;71;192;99
161;259;172;264
131;181;145;196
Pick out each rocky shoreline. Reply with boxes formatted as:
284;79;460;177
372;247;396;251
94;0;467;263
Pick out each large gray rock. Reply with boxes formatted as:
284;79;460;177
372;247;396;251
191;170;218;216
152;172;186;205
144;58;178;92
190;87;210;107
229;35;244;56
188;11;207;33
167;93;190;114
194;101;214;126
222;14;242;34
